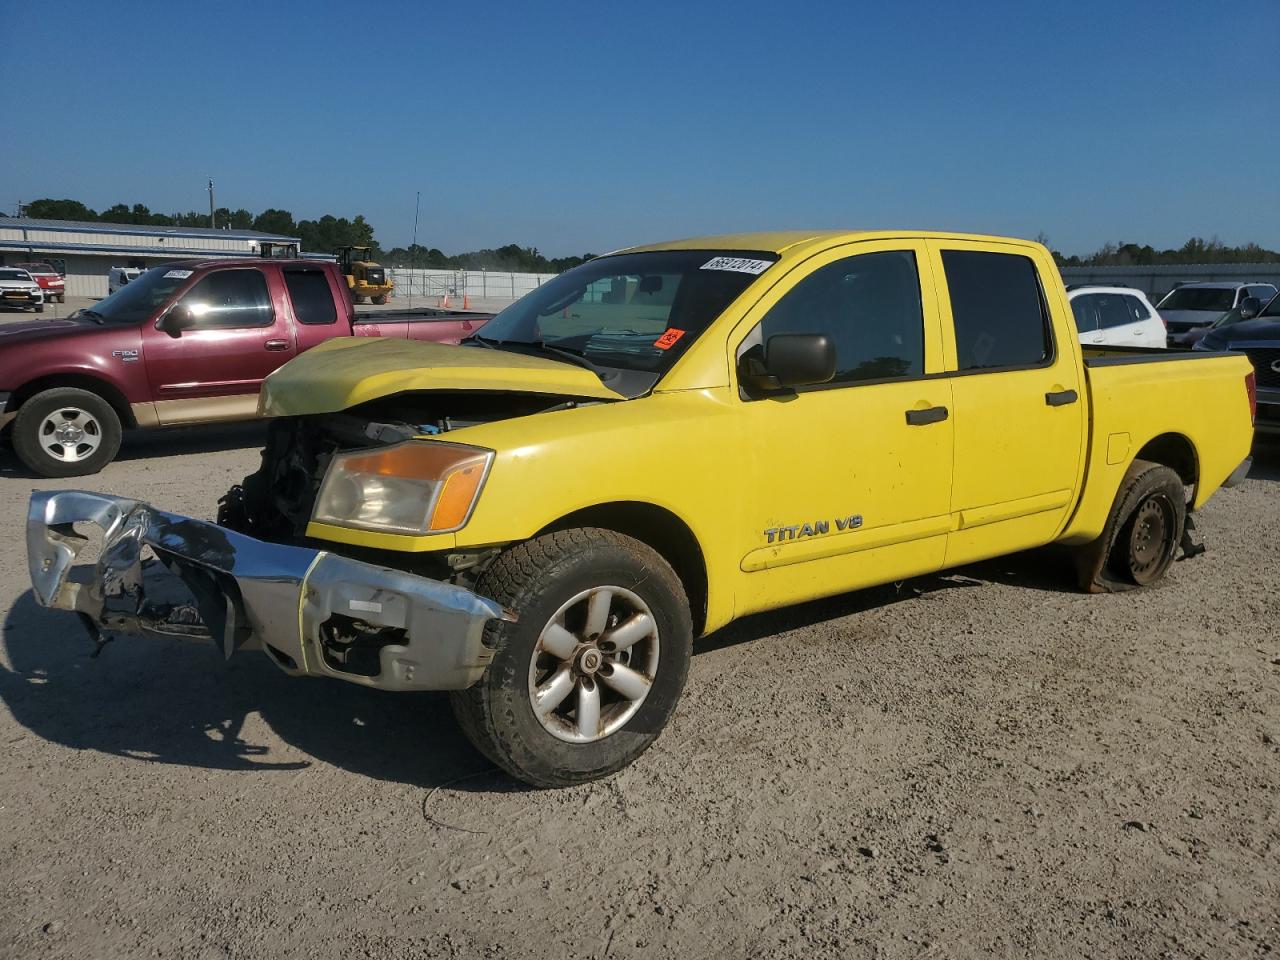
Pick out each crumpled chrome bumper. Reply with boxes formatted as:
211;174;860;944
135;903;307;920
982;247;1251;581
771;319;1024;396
27;491;511;691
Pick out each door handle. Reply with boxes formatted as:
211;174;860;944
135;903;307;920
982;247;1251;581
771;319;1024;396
1133;329;1144;336
264;339;290;351
1046;389;1078;406
905;405;948;426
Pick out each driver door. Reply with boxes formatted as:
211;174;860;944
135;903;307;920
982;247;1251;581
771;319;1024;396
730;240;954;616
146;267;295;424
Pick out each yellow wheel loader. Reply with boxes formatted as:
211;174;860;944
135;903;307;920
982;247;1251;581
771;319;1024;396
334;246;394;304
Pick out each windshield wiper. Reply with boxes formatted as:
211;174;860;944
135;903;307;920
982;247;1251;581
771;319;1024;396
528;340;603;375
464;333;498;349
77;309;106;324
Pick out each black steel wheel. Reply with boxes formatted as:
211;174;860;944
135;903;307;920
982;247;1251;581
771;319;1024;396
1105;462;1185;587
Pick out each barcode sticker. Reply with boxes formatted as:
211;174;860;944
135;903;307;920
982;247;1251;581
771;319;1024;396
700;257;773;275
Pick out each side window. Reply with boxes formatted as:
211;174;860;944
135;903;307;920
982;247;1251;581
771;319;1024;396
178;269;273;329
1071;296;1098;333
284;270;338;325
1125;295;1151;322
941;251;1051;370
752;250;924;385
1096;294;1135;329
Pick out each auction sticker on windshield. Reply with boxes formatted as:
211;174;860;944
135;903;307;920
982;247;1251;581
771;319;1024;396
701;257;773;275
163;269;193;280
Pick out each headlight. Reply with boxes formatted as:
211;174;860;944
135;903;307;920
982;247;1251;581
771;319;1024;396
312;441;493;535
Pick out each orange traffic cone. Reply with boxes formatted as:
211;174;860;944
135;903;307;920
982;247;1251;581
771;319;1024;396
462;294;471;310
441;293;450;308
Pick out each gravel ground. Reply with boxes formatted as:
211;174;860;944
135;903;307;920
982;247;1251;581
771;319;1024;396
1;426;1277;959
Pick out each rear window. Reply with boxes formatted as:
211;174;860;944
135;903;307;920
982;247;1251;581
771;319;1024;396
284;270;338;325
941;250;1052;370
17;263;55;275
1096;294;1134;329
1157;287;1234;312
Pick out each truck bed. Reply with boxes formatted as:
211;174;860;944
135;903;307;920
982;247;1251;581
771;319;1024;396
1058;343;1255;545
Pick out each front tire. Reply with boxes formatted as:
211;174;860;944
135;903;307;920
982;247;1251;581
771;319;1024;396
371;294;388;305
12;387;123;477
451;528;692;787
34;303;44;314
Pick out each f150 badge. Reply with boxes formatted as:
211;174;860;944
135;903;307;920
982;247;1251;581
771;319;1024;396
764;515;862;544
111;349;140;363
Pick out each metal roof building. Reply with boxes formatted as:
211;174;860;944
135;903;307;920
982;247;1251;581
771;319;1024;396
0;217;301;297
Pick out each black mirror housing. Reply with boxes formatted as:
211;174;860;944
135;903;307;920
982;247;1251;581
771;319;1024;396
1238;297;1262;321
739;333;836;393
159;304;196;337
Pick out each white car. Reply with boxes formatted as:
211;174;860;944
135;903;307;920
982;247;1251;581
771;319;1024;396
1068;286;1165;349
108;266;145;294
0;267;46;313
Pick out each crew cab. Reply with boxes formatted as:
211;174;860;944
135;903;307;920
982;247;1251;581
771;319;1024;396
1;258;489;476
13;262;66;303
28;231;1255;788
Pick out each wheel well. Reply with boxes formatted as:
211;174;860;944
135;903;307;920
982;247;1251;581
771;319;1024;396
539;502;709;636
1135;433;1198;488
10;375;136;428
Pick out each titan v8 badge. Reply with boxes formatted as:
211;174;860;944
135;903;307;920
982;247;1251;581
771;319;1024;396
764;515;863;544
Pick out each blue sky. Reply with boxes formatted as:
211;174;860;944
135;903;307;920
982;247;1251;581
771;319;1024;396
4;0;1278;256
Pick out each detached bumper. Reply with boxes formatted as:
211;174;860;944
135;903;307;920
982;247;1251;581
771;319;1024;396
27;491;511;691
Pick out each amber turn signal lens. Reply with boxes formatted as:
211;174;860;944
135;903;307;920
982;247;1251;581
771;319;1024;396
430;461;489;531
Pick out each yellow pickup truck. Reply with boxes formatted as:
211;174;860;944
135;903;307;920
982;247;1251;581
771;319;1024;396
29;231;1256;787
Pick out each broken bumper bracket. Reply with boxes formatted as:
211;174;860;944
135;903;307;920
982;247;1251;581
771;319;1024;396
27;490;511;691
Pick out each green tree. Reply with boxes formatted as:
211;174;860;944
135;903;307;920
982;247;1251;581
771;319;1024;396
25;198;98;221
253;208;297;236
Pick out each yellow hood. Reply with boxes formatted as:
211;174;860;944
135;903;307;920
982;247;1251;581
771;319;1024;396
258;338;625;418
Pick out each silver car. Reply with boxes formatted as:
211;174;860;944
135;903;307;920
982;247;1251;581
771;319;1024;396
0;268;45;313
1157;281;1277;345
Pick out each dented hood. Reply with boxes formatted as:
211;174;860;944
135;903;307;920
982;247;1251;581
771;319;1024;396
258;337;625;417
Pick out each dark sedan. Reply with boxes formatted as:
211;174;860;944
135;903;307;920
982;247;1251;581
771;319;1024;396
1196;292;1280;431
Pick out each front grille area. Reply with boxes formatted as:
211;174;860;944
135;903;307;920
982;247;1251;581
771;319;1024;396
1243;348;1280;390
365;268;385;285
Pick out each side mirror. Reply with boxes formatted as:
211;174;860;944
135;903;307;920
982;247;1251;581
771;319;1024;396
1238;297;1262;321
159;304;197;337
739;333;836;393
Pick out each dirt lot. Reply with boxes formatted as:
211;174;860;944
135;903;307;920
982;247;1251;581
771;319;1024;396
1;426;1277;959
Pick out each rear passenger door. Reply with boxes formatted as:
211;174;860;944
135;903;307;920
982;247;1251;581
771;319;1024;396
927;241;1086;566
1094;292;1143;346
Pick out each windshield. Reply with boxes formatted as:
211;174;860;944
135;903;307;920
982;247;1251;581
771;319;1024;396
1157;287;1235;312
475;250;779;375
88;266;194;323
1262;292;1280;318
16;264;56;275
0;269;31;281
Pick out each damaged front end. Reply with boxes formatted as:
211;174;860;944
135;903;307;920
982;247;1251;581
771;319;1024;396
27;490;512;690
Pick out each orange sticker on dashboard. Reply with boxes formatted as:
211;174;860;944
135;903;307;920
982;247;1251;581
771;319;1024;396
654;328;686;350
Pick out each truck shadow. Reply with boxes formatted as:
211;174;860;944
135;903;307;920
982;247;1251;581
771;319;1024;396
0;590;485;789
0;423;267;479
0;547;1074;790
1248;435;1280;483
698;545;1076;654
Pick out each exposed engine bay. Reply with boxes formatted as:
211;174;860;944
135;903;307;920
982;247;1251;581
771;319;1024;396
217;391;588;552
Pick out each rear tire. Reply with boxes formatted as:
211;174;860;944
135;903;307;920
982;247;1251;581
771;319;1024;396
1073;459;1186;592
450;528;692;788
12;387;123;478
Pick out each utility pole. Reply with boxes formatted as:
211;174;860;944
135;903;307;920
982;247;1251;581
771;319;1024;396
207;178;215;228
410;190;421;309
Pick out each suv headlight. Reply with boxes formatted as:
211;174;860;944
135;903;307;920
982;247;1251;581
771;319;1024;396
312;441;493;535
